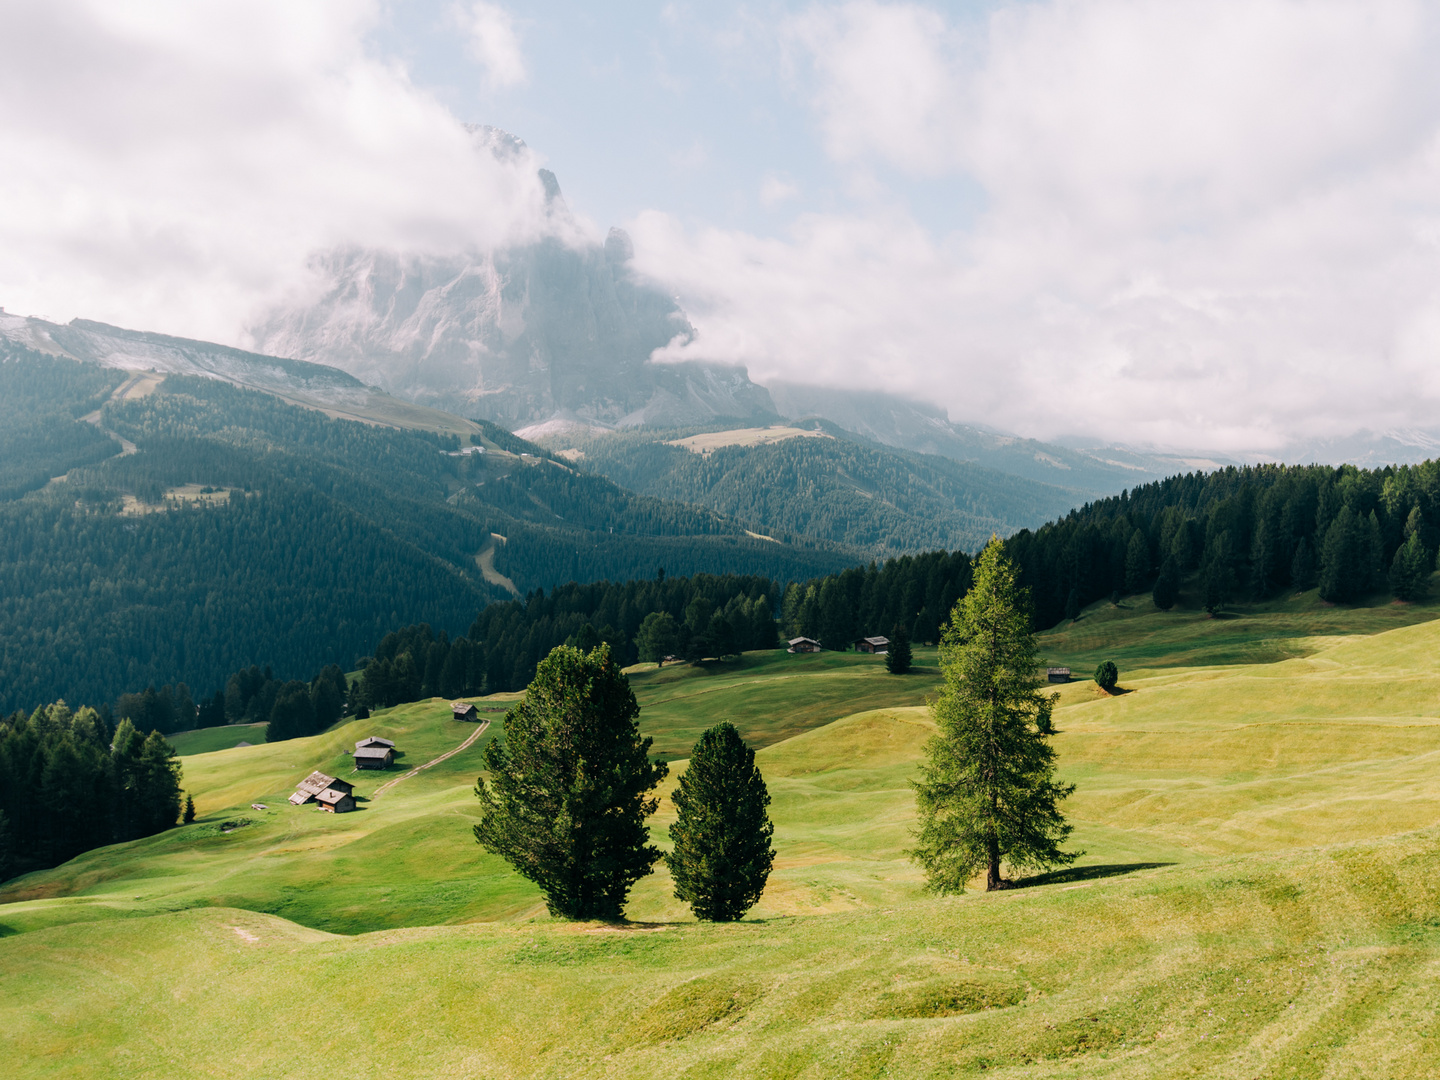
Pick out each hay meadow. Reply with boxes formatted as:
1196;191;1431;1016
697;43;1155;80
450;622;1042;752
5;588;1440;1077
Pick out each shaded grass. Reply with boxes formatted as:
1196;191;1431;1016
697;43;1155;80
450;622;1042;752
167;722;266;756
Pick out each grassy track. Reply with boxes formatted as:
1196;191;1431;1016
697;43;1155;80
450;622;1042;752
7;596;1440;1075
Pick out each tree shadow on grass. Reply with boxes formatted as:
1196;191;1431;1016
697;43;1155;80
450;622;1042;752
1013;862;1176;889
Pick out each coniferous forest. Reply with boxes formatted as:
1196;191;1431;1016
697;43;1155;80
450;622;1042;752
0;345;852;715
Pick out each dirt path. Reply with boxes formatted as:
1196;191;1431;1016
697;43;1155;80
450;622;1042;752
372;720;491;798
475;534;520;596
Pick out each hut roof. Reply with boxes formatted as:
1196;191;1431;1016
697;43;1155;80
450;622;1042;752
294;771;338;798
316;788;351;806
355;736;395;749
451;701;478;717
354;746;391;760
857;636;890;647
788;637;820;647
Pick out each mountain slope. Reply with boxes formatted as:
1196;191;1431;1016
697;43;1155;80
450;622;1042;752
0;344;855;712
537;421;1085;555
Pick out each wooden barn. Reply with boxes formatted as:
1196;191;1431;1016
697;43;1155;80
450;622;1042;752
787;636;822;653
288;771;356;811
1047;667;1072;683
451;701;479;722
854;635;890;654
353;736;396;770
316;788;356;813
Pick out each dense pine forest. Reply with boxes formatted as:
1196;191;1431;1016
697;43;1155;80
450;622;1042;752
0;703;183;880
0;346;853;714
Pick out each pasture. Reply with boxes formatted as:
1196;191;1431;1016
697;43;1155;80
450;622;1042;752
5;591;1440;1076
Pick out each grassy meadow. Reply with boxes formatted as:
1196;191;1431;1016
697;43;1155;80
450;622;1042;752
5;587;1440;1076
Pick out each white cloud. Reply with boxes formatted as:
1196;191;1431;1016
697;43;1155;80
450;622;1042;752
639;0;1440;450
0;0;558;344
455;1;527;90
759;173;801;206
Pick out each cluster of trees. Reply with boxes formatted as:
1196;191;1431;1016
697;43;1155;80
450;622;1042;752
474;645;774;921
781;550;974;646
1005;463;1440;626
114;682;199;735
0;702;182;880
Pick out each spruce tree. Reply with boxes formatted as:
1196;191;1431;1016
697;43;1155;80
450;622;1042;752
474;644;668;920
911;537;1078;892
1389;532;1430;601
666;723;775;922
885;623;913;675
635;612;681;667
1152;556;1180;610
183;793;197;824
1064;588;1081;622
1320;507;1363;603
1123;531;1150;594
1291;537;1318;590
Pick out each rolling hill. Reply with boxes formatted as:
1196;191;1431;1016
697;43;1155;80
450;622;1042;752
4;589;1440;1076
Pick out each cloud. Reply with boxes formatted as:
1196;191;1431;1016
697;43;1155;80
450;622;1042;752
638;0;1440;450
0;0;557;344
759;173;801;206
455;1;527;90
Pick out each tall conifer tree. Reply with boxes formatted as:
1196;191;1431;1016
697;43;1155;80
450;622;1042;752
474;644;667;920
911;537;1078;892
666;723;775;922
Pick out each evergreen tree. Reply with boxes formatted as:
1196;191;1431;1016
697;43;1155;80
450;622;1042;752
911;538;1078;892
474;644;668;920
266;681;315;742
0;809;11;881
565;623;602;652
885;623;913;675
183;793;197;824
1152;556;1180;610
1389;532;1430;601
1063;588;1081;622
666;723;776;922
1094;661;1119;692
635;612;682;667
134;732;183;835
309;665;347;730
1123;531;1150;594
1319;507;1365;603
1291;537;1318;590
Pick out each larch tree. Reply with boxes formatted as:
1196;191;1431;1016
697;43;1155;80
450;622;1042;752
911;536;1078;893
474;644;668;920
666;722;775;921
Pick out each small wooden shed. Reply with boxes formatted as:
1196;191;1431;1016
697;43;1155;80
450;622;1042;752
316;788;356;814
787;636;821;654
1047;667;1072;683
854;636;890;654
354;736;396;770
289;771;354;806
451;701;479;721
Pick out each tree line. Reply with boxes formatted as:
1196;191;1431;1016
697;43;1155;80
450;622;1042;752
0;702;183;881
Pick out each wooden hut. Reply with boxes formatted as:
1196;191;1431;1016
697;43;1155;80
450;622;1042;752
288;771;354;806
353;736;396;770
1047;667;1072;683
316;788;356;814
853;635;890;654
451;701;479;721
787;636;821;654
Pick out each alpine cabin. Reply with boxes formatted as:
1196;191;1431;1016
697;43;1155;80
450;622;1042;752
854;636;889;654
787;637;821;654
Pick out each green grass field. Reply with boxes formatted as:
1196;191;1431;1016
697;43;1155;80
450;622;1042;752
5;594;1440;1076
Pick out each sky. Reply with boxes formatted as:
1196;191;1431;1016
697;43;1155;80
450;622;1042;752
4;0;1440;451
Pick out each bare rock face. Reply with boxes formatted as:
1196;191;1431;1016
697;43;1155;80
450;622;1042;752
250;133;775;428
